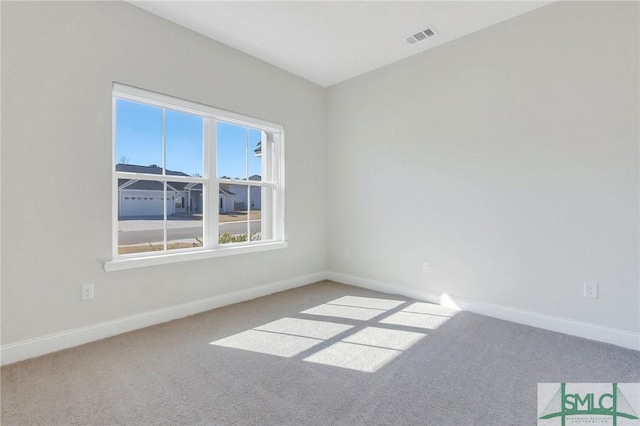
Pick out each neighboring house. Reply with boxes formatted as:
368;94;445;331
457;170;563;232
117;164;238;217
218;185;237;214
228;175;262;210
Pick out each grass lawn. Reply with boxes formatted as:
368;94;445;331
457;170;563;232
218;210;261;223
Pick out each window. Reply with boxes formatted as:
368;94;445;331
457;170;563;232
106;83;286;271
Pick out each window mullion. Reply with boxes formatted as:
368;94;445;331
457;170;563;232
216;179;275;187
245;128;250;241
115;173;206;183
205;118;218;248
247;184;251;241
162;108;167;251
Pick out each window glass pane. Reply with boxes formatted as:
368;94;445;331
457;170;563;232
217;183;269;244
115;99;163;170
248;129;262;180
217;122;247;180
166;110;204;177
219;182;248;245
117;179;166;254
248;185;260;212
167;181;203;251
185;183;204;215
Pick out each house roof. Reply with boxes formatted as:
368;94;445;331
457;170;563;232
117;179;205;192
219;174;261;181
117;163;205;193
116;164;255;196
219;187;236;196
118;179;164;191
116;163;190;177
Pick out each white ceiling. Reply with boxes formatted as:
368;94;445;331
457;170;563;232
128;1;551;87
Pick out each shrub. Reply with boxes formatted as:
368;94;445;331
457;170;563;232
219;232;260;244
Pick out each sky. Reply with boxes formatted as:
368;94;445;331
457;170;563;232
115;99;262;179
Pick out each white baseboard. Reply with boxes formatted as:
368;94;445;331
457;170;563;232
1;271;328;366
327;271;640;351
3;270;637;365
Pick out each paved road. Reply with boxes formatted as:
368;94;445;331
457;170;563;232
118;221;261;245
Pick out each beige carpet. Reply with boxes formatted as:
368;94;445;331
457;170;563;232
2;280;638;425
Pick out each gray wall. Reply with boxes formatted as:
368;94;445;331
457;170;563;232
1;1;327;344
326;1;639;332
2;1;638;348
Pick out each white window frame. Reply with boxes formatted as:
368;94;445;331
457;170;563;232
105;83;286;272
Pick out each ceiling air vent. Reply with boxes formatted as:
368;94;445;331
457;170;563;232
406;27;437;45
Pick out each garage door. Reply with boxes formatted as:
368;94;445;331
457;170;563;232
120;190;167;217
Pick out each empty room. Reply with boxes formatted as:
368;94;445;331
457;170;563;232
1;1;638;425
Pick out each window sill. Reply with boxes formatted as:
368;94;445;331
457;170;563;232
104;241;288;272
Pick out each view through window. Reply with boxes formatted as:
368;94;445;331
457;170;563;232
112;84;284;261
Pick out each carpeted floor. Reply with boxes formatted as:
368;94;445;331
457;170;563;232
2;280;638;425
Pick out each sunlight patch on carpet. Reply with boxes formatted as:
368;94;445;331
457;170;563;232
400;302;457;317
210;318;353;357
326;296;405;310
210;295;455;371
379;311;449;330
301;304;386;321
342;326;425;351
303;326;427;372
304;342;401;373
255;318;354;340
211;329;321;357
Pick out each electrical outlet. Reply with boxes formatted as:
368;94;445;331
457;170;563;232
82;283;94;300
583;282;598;299
423;261;430;273
342;251;349;261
